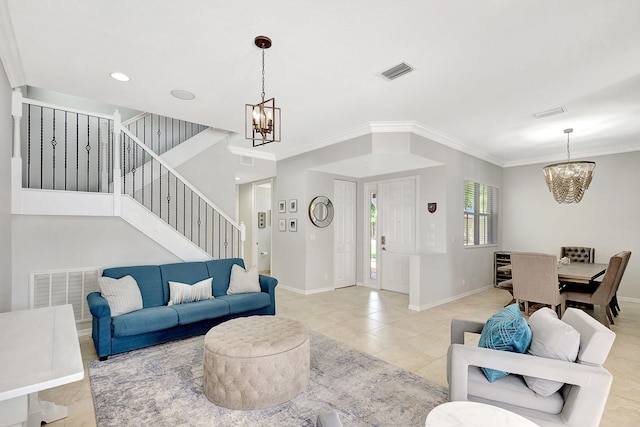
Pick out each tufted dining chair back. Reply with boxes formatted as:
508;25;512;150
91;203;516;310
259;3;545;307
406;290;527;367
561;246;595;263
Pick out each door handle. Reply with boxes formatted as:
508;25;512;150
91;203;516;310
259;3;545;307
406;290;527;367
382;247;386;251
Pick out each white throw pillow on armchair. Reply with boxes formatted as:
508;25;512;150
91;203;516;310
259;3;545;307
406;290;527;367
227;264;261;294
524;307;580;396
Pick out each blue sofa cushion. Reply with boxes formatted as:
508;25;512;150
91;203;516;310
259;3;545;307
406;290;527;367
103;265;164;308
160;262;210;305
205;258;245;297
170;299;231;325
112;306;179;338
217;292;271;314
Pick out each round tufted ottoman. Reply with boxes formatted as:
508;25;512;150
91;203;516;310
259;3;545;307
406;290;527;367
203;316;310;410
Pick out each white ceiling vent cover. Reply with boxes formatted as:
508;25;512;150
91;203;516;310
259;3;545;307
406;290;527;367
241;155;254;166
380;62;414;80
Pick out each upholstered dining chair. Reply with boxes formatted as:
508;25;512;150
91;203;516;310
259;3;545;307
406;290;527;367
511;252;566;316
560;246;595;263
609;250;631;317
564;251;631;328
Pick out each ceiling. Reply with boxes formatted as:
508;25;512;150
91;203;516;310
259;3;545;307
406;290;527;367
3;0;640;169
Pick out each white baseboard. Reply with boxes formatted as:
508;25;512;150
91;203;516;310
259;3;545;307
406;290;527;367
618;296;640;304
277;284;335;295
408;285;493;311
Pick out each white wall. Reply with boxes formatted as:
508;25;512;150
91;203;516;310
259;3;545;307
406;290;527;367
0;62;12;312
11;216;181;310
503;151;640;300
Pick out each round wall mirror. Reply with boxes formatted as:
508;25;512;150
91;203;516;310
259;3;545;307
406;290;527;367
308;196;334;228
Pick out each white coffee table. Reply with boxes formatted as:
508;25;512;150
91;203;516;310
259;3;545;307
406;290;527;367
0;305;84;427
425;401;539;427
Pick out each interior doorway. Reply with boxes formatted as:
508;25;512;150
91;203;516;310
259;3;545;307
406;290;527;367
251;180;272;274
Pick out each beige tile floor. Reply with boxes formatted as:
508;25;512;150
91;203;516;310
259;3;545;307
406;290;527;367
41;286;640;426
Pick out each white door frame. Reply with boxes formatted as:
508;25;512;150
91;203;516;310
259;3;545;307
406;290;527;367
363;182;379;289
362;176;420;292
251;178;273;270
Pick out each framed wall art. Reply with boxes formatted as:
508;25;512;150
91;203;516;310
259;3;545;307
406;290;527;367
289;199;298;213
278;200;286;213
289;218;297;232
278;219;286;232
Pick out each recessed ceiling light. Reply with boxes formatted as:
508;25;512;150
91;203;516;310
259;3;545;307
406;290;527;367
110;72;130;82
171;89;195;100
235;177;241;181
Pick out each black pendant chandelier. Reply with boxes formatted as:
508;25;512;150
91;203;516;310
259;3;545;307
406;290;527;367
245;36;281;147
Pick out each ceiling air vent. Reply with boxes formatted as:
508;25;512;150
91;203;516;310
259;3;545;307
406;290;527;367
533;106;567;119
240;155;254;166
380;62;414;81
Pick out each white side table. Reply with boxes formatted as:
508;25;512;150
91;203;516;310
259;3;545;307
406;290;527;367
425;401;539;427
0;305;84;427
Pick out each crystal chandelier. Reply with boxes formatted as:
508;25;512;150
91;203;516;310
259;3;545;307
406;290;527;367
245;36;281;147
543;128;595;204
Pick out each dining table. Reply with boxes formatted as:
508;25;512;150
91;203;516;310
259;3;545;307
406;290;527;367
498;262;608;285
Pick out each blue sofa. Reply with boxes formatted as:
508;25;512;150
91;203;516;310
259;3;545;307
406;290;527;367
87;258;277;360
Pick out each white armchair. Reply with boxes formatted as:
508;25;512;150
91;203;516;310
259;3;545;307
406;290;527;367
447;308;615;427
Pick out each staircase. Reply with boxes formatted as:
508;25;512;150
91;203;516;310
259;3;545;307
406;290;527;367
10;89;244;261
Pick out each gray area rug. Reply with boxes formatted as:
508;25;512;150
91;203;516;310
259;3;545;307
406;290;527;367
89;330;448;426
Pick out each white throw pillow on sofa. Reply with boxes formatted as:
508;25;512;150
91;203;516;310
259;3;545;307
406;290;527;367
168;278;213;306
524;307;580;396
227;264;261;294
98;275;143;316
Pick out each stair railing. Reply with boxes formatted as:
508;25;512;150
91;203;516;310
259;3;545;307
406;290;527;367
120;127;241;259
12;88;242;259
122;112;207;157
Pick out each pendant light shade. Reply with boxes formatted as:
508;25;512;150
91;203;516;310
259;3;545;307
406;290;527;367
543;129;595;204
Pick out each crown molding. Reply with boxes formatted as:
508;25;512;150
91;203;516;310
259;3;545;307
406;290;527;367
275;120;506;166
502;144;640;168
274;123;375;160
227;142;277;161
0;1;26;87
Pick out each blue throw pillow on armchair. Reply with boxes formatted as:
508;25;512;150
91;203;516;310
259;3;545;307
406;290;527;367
478;303;532;382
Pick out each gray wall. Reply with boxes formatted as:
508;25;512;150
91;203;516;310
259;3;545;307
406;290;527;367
503;151;640;300
271;131;504;309
0;63;12;312
11;216;181;310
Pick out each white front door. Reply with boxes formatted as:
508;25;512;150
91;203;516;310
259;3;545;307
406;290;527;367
379;178;416;294
334;180;356;288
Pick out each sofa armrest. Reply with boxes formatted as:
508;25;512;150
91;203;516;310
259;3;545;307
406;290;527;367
87;291;113;359
259;274;278;315
450;318;485;345
447;343;613;426
88;291;111;318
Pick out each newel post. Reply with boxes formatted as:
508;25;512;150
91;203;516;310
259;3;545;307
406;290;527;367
112;109;122;215
11;88;23;213
240;221;246;259
11;87;22;159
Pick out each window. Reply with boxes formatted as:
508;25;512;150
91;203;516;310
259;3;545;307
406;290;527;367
464;180;498;246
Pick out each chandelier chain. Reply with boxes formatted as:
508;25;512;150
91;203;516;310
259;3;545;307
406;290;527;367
261;46;266;102
566;131;571;161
